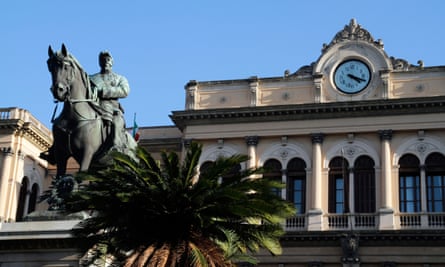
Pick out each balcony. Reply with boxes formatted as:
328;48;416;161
284;212;445;231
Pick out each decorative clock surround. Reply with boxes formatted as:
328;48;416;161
312;19;393;102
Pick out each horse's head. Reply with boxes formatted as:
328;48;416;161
47;44;89;102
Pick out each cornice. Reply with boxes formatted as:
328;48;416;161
171;96;445;131
282;229;445;247
0;119;52;149
0;237;79;250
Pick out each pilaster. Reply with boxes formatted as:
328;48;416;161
0;147;14;221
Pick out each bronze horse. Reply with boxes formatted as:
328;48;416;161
46;44;136;177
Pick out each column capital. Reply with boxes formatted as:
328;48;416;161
379;129;393;141
1;147;14;155
311;133;324;144
183;138;193;148
245;136;259;146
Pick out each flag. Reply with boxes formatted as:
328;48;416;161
132;113;140;142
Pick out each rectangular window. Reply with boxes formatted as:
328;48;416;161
399;174;420;212
427;174;445;212
335;178;344;213
290;178;305;214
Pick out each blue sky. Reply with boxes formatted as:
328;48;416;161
1;1;444;129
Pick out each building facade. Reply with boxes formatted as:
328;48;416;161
1;19;445;266
169;19;445;266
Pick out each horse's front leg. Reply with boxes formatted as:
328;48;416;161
79;147;96;172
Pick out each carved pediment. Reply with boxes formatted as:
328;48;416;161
322;18;383;53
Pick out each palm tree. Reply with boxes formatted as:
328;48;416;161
65;142;295;266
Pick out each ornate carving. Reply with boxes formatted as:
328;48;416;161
416;143;428;154
390;57;423;71
322;18;383;53
291;64;314;77
279;148;289;160
406;141;437;155
341;233;360;263
340;145;366;159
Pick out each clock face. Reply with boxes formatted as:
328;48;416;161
334;60;371;94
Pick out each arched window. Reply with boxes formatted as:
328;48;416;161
28;184;39;214
200;160;241;183
398;154;421;213
425;152;445;212
328;157;349;214
263;159;282;198
200;161;215;176
15;177;29;221
287;158;306;214
354;155;376;213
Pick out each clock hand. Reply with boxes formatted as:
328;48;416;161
347;74;366;83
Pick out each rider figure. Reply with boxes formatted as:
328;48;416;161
40;50;130;164
90;51;130;151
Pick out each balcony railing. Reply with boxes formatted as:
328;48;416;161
326;213;377;230
398;212;445;229
284;212;445;232
286;215;306;231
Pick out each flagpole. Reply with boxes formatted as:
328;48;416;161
132;112;138;138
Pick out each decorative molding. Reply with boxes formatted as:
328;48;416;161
171;96;445;130
390;56;422;71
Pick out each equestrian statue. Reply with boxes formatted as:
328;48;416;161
41;44;137;179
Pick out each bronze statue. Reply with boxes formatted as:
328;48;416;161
90;51;129;152
41;44;137;178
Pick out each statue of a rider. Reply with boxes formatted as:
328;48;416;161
40;50;131;164
90;51;129;152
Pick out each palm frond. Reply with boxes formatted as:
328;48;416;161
66;142;295;266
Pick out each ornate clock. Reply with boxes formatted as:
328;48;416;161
333;59;371;94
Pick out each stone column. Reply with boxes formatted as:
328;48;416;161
420;164;427;212
281;169;287;200
379;129;395;230
419;164;429;227
8;150;25;221
245;136;259;169
0;147;13;221
308;133;324;231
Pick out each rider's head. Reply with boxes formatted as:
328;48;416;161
98;51;113;73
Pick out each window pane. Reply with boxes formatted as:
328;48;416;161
433;176;443;186
337;179;344;189
405;176;414;187
336;204;344;213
